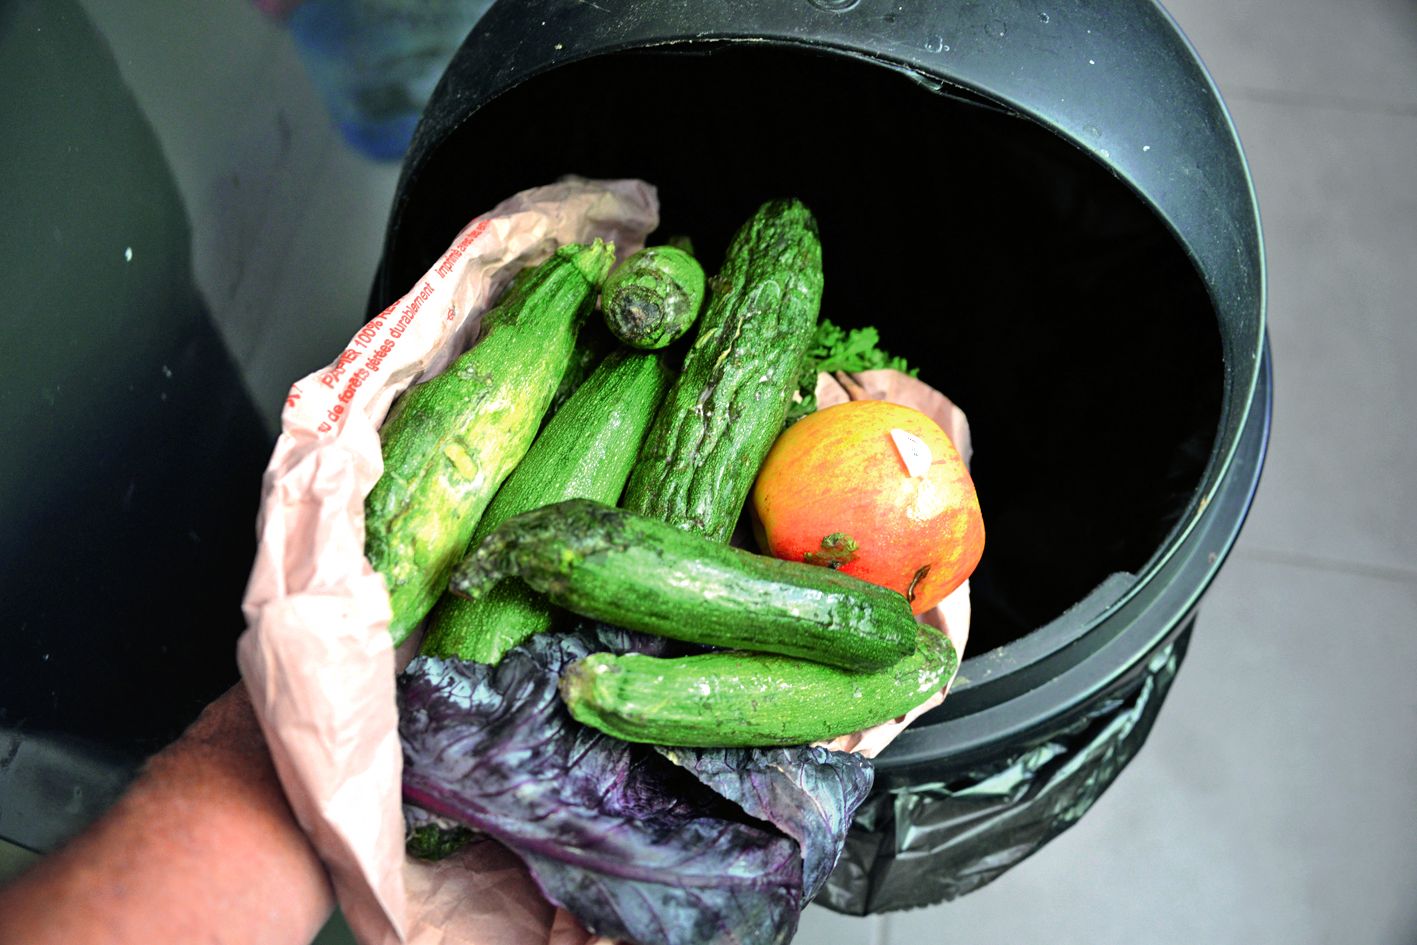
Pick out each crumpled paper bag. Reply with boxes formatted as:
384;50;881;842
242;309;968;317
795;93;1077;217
236;177;973;945
236;177;657;945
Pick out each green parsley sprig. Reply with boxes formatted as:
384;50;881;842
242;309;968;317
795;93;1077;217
787;319;917;423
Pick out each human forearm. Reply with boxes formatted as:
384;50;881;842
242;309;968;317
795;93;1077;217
0;683;334;945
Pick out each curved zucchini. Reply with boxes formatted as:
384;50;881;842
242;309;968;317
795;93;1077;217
449;499;916;672
364;241;616;644
600;245;706;349
559;625;957;747
421;351;673;663
621;199;823;542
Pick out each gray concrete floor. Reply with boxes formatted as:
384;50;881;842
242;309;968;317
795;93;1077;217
4;1;1415;943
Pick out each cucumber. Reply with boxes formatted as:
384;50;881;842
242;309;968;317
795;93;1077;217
600;245;706;350
365;241;616;644
450;499;916;672
559;625;957;747
621;199;824;542
420;351;674;663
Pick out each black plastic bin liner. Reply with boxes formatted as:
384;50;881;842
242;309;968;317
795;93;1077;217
821;623;1188;913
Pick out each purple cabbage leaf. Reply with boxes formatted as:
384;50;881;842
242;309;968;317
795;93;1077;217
654;745;874;904
399;628;804;945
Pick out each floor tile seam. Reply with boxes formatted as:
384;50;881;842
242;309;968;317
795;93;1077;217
1231;544;1417;587
1221;83;1417;119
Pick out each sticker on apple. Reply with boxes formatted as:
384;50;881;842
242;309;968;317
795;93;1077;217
890;428;932;478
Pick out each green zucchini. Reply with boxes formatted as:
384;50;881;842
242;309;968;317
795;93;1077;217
365;241;615;644
405;820;478;861
600;245;706;349
544;317;614;423
420;351;674;663
621;199;824;542
559;625;957;747
450;499;916;672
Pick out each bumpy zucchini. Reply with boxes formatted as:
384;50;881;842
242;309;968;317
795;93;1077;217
621;199;823;542
421;351;673;663
450;499;916;672
365;241;615;644
560;625;957;747
600;245;706;349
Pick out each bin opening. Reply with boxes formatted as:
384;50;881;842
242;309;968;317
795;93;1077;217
390;44;1225;657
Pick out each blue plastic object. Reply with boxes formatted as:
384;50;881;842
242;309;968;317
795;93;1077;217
285;0;493;160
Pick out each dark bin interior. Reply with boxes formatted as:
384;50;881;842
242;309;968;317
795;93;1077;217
386;45;1226;657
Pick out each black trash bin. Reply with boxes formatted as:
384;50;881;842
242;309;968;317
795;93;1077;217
371;0;1270;914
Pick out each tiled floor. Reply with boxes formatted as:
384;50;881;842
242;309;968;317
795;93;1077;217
5;1;1415;943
